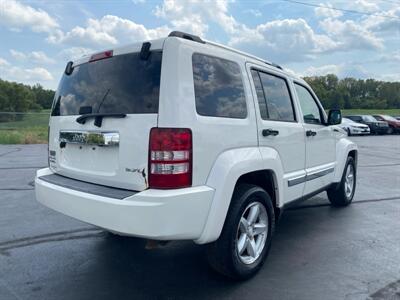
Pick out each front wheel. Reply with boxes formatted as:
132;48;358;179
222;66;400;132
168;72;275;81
207;184;275;280
327;156;356;207
388;126;394;135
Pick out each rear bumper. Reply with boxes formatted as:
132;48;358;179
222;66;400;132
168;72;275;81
35;168;214;242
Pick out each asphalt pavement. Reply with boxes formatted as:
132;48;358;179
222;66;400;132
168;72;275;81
0;135;399;300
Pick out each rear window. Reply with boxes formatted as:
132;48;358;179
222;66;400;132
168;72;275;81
52;51;162;116
192;53;247;119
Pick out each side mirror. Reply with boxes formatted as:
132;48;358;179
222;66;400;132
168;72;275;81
328;109;342;125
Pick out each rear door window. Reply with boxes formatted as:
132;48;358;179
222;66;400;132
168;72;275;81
251;69;296;122
192;53;247;119
52;51;162;116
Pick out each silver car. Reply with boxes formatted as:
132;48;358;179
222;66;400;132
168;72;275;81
340;117;370;136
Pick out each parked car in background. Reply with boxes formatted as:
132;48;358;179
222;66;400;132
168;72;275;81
394;116;400;121
373;115;400;134
339;117;370;136
346;115;389;135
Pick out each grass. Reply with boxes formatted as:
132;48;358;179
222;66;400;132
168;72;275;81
0;111;49;144
341;109;400;116
0;108;399;144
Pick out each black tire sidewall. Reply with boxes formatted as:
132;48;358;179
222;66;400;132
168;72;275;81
339;157;356;204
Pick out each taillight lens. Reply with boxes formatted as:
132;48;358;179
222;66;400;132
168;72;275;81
149;128;192;189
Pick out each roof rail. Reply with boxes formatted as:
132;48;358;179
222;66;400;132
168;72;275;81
168;32;285;72
269;62;283;70
168;31;205;44
205;40;284;72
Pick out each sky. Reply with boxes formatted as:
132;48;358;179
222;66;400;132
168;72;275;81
0;0;399;90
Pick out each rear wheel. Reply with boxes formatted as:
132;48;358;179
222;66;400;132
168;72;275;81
327;156;356;207
207;184;275;280
388;126;394;135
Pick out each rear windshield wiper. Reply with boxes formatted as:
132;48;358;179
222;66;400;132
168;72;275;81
76;113;126;127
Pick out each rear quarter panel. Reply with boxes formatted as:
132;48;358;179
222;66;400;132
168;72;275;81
158;37;259;187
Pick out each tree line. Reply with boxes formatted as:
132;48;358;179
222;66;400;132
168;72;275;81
304;74;400;110
0;74;399;115
0;78;55;113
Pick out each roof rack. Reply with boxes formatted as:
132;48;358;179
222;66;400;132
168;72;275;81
168;31;205;44
168;31;284;72
205;40;284;71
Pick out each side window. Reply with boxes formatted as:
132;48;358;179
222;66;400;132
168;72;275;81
192;53;247;119
294;83;322;125
250;70;268;119
253;70;295;122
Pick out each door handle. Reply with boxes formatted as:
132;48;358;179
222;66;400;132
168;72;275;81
306;130;317;137
262;129;279;137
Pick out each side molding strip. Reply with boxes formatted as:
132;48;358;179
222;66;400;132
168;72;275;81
288;167;334;187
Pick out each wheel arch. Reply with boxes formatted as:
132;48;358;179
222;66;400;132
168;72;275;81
334;138;358;182
195;147;283;244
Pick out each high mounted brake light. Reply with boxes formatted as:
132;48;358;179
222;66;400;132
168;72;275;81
149;128;192;189
89;50;113;62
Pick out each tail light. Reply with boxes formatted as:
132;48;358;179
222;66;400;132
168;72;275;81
149;128;192;189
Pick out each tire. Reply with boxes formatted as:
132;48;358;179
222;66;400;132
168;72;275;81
347;128;351;136
207;184;275;280
388;126;394;135
327;156;356;207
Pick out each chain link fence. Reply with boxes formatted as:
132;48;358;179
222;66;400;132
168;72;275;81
0;112;50;144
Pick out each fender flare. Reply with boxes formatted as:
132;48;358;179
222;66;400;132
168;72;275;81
195;147;283;244
334;138;358;182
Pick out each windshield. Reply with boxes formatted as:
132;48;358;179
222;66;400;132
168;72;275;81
51;51;162;116
363;115;377;122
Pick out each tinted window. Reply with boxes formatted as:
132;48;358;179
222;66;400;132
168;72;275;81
192;53;247;119
252;70;295;122
250;70;268;119
294;84;322;124
52;51;162;116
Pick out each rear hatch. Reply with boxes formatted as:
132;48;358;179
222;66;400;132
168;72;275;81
48;43;163;191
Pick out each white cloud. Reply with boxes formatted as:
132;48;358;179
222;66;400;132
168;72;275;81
0;57;10;66
58;47;94;61
315;3;343;19
245;9;262;18
230;18;338;63
302;64;370;79
0;0;59;33
349;0;379;13
132;0;146;3
50;15;169;48
319;18;383;51
362;7;400;34
10;50;55;64
0;64;53;82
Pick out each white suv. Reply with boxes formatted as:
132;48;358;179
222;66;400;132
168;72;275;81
35;31;358;279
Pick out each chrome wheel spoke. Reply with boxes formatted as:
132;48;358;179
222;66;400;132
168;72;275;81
253;222;267;235
239;217;248;234
247;238;257;258
247;204;260;225
237;233;248;255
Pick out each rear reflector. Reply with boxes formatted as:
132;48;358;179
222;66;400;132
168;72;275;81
149;128;192;189
89;50;113;62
